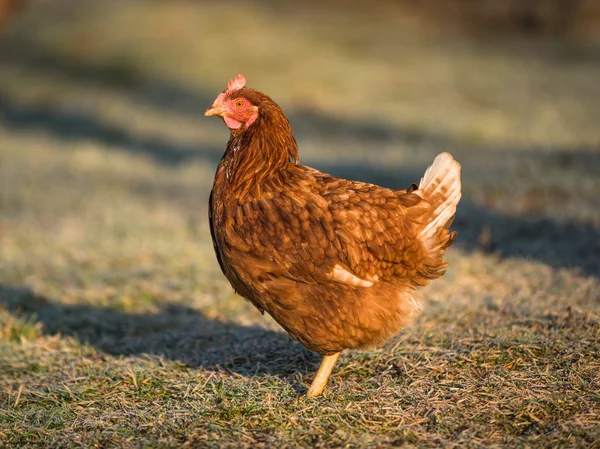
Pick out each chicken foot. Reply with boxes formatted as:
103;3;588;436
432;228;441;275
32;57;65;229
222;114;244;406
306;352;340;397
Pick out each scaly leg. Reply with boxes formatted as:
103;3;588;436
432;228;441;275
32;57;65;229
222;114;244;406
306;352;341;397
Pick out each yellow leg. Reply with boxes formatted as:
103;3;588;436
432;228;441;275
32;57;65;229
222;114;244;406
306;352;341;397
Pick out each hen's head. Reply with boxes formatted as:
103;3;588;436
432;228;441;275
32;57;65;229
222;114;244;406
204;74;262;131
205;75;299;164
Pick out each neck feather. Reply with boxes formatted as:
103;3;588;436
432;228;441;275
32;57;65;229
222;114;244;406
220;105;299;198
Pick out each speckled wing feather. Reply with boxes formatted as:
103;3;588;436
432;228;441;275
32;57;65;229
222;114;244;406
223;166;443;291
314;170;435;283
222;167;342;287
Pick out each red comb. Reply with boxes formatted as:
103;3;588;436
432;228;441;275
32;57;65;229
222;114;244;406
226;74;246;93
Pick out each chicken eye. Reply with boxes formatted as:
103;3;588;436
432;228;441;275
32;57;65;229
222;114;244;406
234;99;245;109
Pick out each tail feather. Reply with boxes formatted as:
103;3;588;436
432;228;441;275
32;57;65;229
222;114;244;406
416;152;462;243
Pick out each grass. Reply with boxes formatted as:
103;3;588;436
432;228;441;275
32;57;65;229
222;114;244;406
1;0;599;447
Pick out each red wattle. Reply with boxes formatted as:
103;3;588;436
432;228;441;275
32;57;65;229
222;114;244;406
224;116;242;130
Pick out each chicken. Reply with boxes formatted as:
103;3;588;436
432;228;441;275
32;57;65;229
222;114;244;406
206;75;461;397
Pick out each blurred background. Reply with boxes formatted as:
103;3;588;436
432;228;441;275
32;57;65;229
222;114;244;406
0;0;599;346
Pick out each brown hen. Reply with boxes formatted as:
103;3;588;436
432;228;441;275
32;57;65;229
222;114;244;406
206;75;461;397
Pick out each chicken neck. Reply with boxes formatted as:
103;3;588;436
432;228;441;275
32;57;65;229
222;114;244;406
219;107;300;198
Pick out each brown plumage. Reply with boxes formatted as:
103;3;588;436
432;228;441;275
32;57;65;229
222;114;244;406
206;75;461;396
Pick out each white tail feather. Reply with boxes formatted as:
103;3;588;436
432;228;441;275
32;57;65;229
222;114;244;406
417;152;462;241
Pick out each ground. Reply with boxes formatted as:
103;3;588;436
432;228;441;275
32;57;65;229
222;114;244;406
0;1;599;447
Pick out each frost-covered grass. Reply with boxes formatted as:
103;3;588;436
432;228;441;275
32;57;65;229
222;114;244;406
1;1;599;447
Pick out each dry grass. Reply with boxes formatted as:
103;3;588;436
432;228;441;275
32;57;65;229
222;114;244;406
1;1;599;447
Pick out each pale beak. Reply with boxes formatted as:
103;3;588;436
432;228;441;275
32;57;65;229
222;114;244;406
204;105;225;117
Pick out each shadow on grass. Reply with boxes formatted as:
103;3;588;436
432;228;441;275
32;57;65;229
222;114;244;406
0;285;319;376
0;94;224;166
